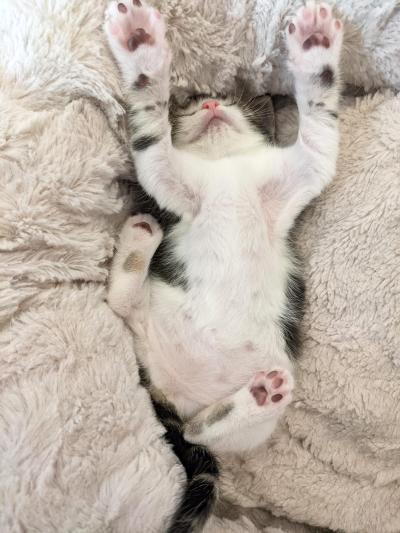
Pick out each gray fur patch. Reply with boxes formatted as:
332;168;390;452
206;402;234;426
133;135;159;151
185;418;203;436
320;66;334;87
123;252;145;272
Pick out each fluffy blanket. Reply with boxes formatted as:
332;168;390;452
1;0;399;532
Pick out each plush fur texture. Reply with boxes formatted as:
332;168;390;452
0;0;399;532
147;0;400;97
218;90;400;533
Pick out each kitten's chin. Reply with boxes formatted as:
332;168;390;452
203;118;231;136
193;116;233;142
197;123;232;146
205;117;226;129
190;126;249;157
184;120;232;149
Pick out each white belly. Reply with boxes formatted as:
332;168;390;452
137;267;292;418
135;174;294;417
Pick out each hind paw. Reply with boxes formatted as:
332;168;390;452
119;214;163;254
249;368;293;411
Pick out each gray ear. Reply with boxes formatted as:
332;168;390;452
234;77;276;142
247;94;276;143
271;95;299;147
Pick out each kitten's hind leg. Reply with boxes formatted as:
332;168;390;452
184;369;293;454
107;214;162;319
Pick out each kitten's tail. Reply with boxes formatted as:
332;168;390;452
162;409;219;533
139;368;218;533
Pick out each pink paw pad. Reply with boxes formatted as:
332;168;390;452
124;214;162;244
133;221;153;234
106;0;165;53
287;1;342;51
250;369;293;407
127;28;153;51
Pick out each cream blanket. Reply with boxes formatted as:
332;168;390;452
1;1;399;532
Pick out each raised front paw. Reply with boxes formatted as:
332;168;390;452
286;2;343;76
104;0;170;85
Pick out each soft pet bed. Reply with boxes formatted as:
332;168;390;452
1;1;399;532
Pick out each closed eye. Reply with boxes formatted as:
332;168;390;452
175;110;198;117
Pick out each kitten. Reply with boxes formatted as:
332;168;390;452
105;1;342;530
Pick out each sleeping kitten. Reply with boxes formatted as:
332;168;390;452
105;1;342;530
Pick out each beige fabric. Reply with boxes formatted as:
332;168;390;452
151;0;400;95
220;92;400;533
0;2;184;531
1;0;399;532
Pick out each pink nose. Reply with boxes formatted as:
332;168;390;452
202;100;220;111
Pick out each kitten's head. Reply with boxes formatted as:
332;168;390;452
169;90;275;158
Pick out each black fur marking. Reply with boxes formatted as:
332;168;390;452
320;66;334;88
243;94;276;142
168;476;217;533
144;105;156;112
138;364;150;387
151;235;188;289
134;73;150;89
133;135;160;151
138;368;218;533
280;270;305;358
128;179;188;289
328;110;338;119
279;236;305;359
316;102;326;107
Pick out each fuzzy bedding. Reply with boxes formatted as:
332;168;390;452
1;1;399;532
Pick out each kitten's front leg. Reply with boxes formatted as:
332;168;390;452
105;1;199;215
288;2;343;184
266;2;343;233
287;2;343;121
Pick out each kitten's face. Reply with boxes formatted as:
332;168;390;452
169;93;274;158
